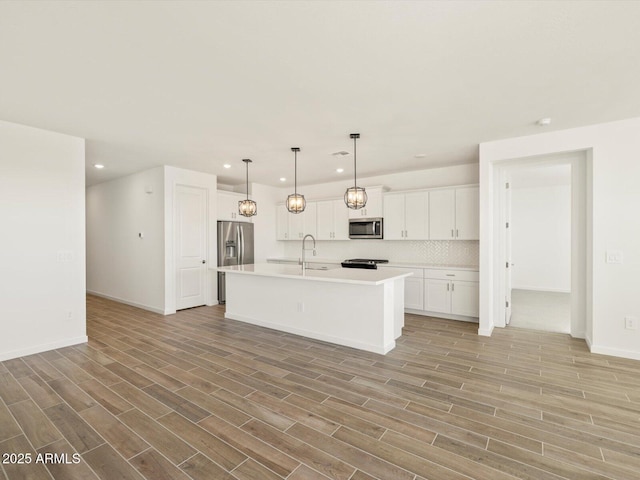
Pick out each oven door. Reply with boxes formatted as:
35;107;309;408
349;218;383;239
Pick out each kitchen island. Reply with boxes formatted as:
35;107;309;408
217;263;412;354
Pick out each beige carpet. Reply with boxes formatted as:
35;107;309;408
509;289;571;333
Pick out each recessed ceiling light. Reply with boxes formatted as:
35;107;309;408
414;154;426;158
537;117;552;126
93;164;104;169
223;164;231;169
336;168;344;173
279;177;286;182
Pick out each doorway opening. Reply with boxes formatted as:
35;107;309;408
490;149;588;339
505;163;571;333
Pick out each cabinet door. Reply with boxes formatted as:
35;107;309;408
424;279;451;313
451;280;479;317
404;191;429;240
303;202;317;238
429;189;455;240
455;187;479;240
289;211;304;240
217;192;235;221
404;277;424;310
383;194;405;240
333;200;350;240
276;204;289;240
347;187;383;219
316;201;334;240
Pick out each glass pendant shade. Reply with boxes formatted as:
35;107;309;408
344;186;367;210
344;133;367;210
238;159;257;217
238;198;257;217
286;147;305;214
286;193;306;213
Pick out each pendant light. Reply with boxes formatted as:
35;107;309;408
344;133;367;209
238;159;257;217
286;147;306;214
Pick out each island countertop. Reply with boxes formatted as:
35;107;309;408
217;263;413;285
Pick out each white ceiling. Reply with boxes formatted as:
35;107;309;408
2;1;640;188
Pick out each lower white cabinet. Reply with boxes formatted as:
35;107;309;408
404;276;425;310
423;269;479;318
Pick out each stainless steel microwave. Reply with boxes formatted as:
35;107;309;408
349;218;383;239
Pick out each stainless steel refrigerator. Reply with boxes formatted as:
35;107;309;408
217;221;254;304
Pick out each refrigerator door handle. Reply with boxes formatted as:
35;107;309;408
238;225;243;264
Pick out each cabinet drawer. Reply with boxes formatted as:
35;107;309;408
424;269;479;282
379;266;424;278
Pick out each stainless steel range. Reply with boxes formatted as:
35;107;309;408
341;258;389;270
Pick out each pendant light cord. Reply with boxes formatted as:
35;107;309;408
246;161;249;200
294;149;297;196
353;135;357;188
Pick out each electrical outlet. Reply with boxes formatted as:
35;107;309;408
625;316;637;330
606;250;623;264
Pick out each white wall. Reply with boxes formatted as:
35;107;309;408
480;116;640;360
0;120;86;361
86;167;166;313
511;185;571;292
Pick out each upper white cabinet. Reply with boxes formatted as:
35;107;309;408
218;191;251;222
276;202;317;240
428;186;479;240
316;200;349;240
348;186;384;219
383;191;429;240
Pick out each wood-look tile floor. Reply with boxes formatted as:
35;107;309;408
2;296;640;480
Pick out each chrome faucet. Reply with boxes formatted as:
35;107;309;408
301;234;316;274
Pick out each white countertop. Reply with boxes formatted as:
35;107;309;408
217;263;413;285
266;257;478;271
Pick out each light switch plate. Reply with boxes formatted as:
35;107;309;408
606;250;623;264
625;316;637;330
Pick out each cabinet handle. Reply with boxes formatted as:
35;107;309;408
451;283;455;292
451;229;454;238
405;230;408;238
456;229;459;238
447;283;450;291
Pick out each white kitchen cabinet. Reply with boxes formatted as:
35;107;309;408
379;266;424;310
276;204;289;240
404;276;425;310
455;187;479;240
423;269;479;318
218;191;252;222
348;186;384;219
428;186;478;240
277;202;317;240
383;191;429;240
316;199;349;240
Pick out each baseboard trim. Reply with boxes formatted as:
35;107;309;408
0;336;88;362
512;286;571;294
87;290;166;315
224;312;394;355
478;324;495;336
405;309;479;323
588;344;640;361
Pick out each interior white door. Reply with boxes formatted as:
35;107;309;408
504;178;513;325
175;185;207;310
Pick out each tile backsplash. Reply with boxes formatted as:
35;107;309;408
282;240;479;266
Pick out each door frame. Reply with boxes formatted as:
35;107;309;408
482;150;591;339
164;167;218;315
